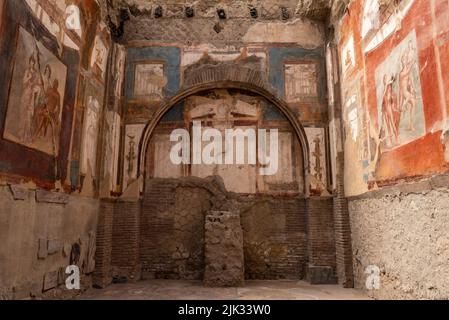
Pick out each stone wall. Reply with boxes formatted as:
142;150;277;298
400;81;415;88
348;177;449;299
141;180;213;280
0;185;99;299
92;174;341;287
204;211;245;287
130;177;318;279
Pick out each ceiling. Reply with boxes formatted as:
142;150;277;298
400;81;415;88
100;0;335;21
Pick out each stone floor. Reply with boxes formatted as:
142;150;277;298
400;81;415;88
80;280;370;300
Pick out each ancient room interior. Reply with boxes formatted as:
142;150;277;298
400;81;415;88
0;0;448;301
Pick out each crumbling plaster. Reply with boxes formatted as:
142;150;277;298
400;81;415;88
349;177;449;299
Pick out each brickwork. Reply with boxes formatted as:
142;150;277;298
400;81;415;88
242;196;308;280
111;199;141;282
95;177;340;285
333;158;354;288
306;197;337;284
140;181;211;280
93;200;115;288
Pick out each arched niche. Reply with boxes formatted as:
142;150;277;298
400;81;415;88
138;80;310;195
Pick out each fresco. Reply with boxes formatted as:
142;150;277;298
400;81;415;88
146;89;304;194
4;26;67;156
361;0;415;52
268;47;326;124
338;0;449;196
125;46;180;103
181;44;267;74
123;124;146;189
341;35;355;78
345;83;371;162
103;111;121;191
90;35;108;81
113;45;126;97
375;31;425;152
305;127;328;195
80;81;103;179
133;62;165;101
284;62;318;103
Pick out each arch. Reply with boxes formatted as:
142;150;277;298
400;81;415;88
138;80;310;192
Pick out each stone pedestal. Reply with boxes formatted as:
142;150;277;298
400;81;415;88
204;211;244;287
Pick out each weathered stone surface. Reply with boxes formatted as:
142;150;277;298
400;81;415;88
101;0;331;23
62;242;72;258
85;231;96;274
43;271;58;291
100;0;328;44
47;239;61;255
0;185;99;299
35;189;69;204
79;235;89;272
204;211;244;287
8;185;28;200
38;238;48;259
349;188;449;300
58;267;66;285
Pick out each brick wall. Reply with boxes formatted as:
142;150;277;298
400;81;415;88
93;200;114;288
95;177;342;285
111;199;141;281
94;198;141;286
333;161;354;288
242;196;308;280
306;197;337;284
140;181;211;280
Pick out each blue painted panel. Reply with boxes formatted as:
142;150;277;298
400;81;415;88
125;46;181;101
161;101;185;122
268;47;326;100
262;103;287;121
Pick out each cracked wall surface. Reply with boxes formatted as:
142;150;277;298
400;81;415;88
349;185;449;299
138;177;309;281
0;185;99;299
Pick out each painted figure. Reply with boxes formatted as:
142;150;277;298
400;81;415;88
381;75;400;148
399;41;417;131
86;97;99;174
20;54;41;143
35;79;61;139
126;136;136;184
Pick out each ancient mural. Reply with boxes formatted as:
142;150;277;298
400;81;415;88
361;0;416;53
102;110;121;193
269;47;327;125
375;31;425;152
341;35;355;79
133;62;165;101
305;127;328;195
113;45;126;98
339;0;449;196
146;89;305;195
181;44;267;75
4;26;67;156
0;0;109;299
80;80;103;180
90;35;108;81
284;62;318;104
123;124;146;189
